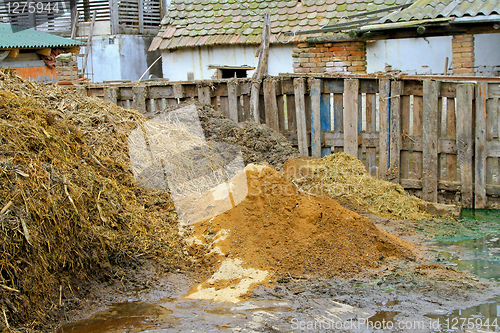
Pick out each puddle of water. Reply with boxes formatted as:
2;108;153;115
425;296;500;331
368;310;400;324
57;302;177;333
423;210;500;331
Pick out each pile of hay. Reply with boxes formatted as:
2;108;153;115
0;70;184;329
284;153;431;220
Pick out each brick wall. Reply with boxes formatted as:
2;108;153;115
452;34;475;76
56;55;79;83
292;41;367;74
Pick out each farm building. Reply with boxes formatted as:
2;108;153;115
150;0;500;80
0;0;166;82
0;23;82;82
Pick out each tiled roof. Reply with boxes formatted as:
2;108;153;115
0;23;83;49
381;0;500;23
150;0;409;51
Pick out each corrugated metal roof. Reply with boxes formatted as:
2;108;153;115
382;0;500;23
0;23;83;49
149;0;410;51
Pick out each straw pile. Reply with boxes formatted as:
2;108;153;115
284;153;431;220
0;70;184;329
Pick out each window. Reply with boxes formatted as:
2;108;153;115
209;65;255;79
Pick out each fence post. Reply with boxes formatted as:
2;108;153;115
197;83;211;105
378;79;390;180
294;77;308;156
104;87;118;105
263;78;280;131
132;85;147;113
456;83;474;208
138;0;144;34
422;80;439;202
389;80;402;183
227;80;239;123
475;82;488;208
344;79;359;158
310;78;322;158
110;0;119;35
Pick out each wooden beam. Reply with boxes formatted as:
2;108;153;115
422;80;439;202
263;78;279;131
378;79;390;180
389;80;402;183
294;77;308;156
343;79;359;158
310;78;322;157
456;84;474;208
227;80;239;123
475;82;488;208
36;48;52;57
8;49;19;58
250;13;270;122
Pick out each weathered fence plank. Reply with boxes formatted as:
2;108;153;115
475;82;488;208
378;79;390;179
132;85;147;112
343;79;359;158
294;78;308;156
227;80;239;122
310;78;322;158
456;84;474;208
422;80;439;202
264;78;280;132
389;80;402;183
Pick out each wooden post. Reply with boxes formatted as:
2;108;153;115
138;0;144;34
475;82;488;208
110;0;119;35
456;84;474;208
263;78;280;131
197;84;211;105
250;13;270;122
227;80;239;123
343;79;359;158
132;85;147;113
378;79;390;180
310;79;322;157
294;77;308;156
173;84;184;99
104;87;118;104
422;80;439;202
389;80;402;183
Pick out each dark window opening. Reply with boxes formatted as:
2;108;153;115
220;68;248;78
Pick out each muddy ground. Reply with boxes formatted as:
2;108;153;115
52;212;500;333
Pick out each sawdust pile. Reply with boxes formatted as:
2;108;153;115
284;153;432;220
184;164;415;302
0;70;183;329
195;103;298;170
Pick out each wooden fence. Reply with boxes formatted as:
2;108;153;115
84;75;500;208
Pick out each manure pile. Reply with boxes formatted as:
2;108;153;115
284;153;432;220
0;71;183;329
183;165;415;303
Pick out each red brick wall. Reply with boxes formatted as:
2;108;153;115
292;41;367;74
452;34;475;76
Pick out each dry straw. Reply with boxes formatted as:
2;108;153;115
291;152;431;220
0;70;184;329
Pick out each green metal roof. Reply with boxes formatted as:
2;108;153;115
381;0;500;23
0;23;83;49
